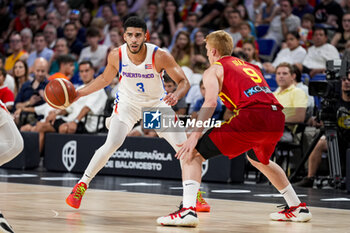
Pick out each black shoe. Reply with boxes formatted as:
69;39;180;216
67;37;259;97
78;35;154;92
294;177;314;188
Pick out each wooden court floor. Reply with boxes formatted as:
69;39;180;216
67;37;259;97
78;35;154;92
0;182;349;233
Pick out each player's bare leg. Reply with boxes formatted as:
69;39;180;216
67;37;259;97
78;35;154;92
157;151;204;227
247;157;312;222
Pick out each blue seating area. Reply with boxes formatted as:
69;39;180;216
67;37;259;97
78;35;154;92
256;24;269;38
257;39;277;62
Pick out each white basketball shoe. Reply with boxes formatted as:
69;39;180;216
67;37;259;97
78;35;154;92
157;206;199;227
0;212;14;233
270;202;312;222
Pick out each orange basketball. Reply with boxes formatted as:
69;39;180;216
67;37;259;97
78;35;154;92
44;78;76;109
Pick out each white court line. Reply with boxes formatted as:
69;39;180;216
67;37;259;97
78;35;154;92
41;177;80;181
51;210;59;218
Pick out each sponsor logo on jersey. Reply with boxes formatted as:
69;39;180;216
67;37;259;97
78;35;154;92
143;110;161;129
244;86;272;97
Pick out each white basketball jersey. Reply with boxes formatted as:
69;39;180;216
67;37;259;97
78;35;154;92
116;43;166;105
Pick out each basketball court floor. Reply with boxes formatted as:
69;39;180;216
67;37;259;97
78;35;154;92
0;168;349;232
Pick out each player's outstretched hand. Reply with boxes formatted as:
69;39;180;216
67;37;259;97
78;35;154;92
175;134;198;162
163;93;178;106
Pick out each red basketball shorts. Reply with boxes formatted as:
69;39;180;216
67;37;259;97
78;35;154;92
195;104;285;165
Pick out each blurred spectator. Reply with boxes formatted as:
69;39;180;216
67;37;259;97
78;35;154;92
28;11;47;35
236;4;257;37
168;12;199;51
7;1;28;36
218;3;235;29
109;15;124;36
242;41;262;69
149;31;168;52
78;27;108;71
255;0;279;25
197;0;225;30
247;0;265;23
191;79;222;120
14;58;48;113
101;4;114;33
0;1;11;39
163;73;187;116
299;13;314;48
179;0;202;21
0;68;14;111
116;0;133;20
235;21;259;54
4;32;28;73
295;75;350;187
80;9;93;28
57;1;70;25
44;24;58;50
314;0;343;29
144;1;161;33
171;31;191;68
273;63;307;124
47;0;63;13
49;54;75;81
263;31;306;73
264;0;300;46
12;60;30;97
159;0;184;47
35;3;46;25
297;27;339;77
292;0;314;18
45;61;108;134
46;11;63;38
0;55;15;94
341;0;350;13
68;9;86;44
292;64;314;110
64;22;84;59
90;18;110;46
20;28;34;54
27;32;54;70
191;28;209;74
331;13;350;53
108;27;123;51
95;1;118;18
224;10;243;47
85;0;101;17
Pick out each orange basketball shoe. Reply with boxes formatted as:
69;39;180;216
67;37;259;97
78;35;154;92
196;191;210;212
66;182;87;209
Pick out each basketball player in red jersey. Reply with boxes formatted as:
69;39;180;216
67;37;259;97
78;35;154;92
157;30;312;227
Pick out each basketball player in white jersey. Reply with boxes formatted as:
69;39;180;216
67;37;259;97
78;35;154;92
66;17;201;224
0;100;24;233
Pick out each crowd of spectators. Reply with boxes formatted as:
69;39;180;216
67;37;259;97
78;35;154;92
0;0;349;186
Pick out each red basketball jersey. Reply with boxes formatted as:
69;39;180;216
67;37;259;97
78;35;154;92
216;56;282;111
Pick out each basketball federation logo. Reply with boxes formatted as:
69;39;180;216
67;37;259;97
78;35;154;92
62;140;77;171
143;110;161;129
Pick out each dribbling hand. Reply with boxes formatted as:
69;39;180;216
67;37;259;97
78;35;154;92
163;93;178;106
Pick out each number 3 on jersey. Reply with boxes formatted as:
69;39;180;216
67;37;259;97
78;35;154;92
136;82;145;92
242;68;262;83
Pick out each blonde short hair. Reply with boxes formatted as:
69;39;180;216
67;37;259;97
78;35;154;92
205;30;233;56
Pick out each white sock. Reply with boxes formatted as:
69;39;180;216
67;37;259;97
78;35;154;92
79;173;92;187
279;184;301;207
182;180;200;208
